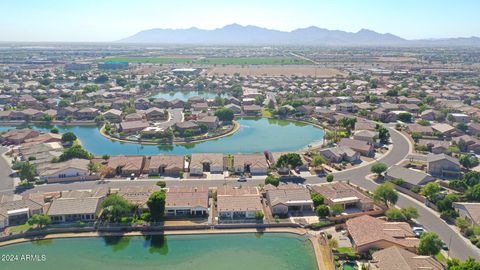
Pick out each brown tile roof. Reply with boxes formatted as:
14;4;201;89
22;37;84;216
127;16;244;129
312;182;373;204
338;138;373;153
107;155;145;171
217;195;262;212
217;186;259;196
233;153;268;169
371;246;443;270
118;186;161;207
166;190;209;209
266;187;312;206
346;215;419;250
147;155;184;171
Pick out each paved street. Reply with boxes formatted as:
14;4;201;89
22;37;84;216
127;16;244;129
0;147;14;191
155;108;183;129
1;127;479;260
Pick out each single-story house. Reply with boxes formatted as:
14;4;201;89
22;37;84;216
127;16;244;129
338;138;374;157
385;165;436;188
267;152;309;172
233;153;268;175
146;155;184;177
346;215;419;254
196;116;219;129
189;153;224;175
353;130;378;143
165;187;209;216
0;198;44;229
117;186;161;209
106;155;146;177
39;158;97;183
432;123;457;137
266;186;313;215
145;107;167;121
370;246;443;270
217;195;263;222
119;120;149;134
311;182;374;211
47;197;104;223
0;128;40;144
417;139;450;154
453;202;480;226
175;121;201;133
242;105;262;115
320;146;360;163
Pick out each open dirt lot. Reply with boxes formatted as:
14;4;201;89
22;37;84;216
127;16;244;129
206;65;345;77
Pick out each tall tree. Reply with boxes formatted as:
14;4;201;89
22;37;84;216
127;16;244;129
147;191;166;222
100;194;132;222
370;163;387;177
275;153;303;169
417;232;443;255
373;182;398;207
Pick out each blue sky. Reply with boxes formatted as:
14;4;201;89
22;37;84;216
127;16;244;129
1;0;479;42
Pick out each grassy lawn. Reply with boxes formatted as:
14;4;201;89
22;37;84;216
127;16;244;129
336;247;356;256
197;57;313;65
8;223;32;233
435;252;447;263
99;57;196;64
261;109;273;118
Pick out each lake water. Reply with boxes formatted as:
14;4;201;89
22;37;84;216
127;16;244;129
0;118;324;155
0;233;317;270
150;91;226;100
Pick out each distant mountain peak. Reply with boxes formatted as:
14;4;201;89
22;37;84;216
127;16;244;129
119;24;480;46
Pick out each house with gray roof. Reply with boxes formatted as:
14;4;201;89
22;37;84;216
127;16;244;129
426;153;461;178
0;198;44;229
266;186;313;215
47;197;104;223
385;165;436;188
320;146;360;163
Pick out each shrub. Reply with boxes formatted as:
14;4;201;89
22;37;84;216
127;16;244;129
316;205;330;218
156;181;166;188
309;221;332;229
311;193;325;208
255;211;264;220
326;174;334;182
265;175;280;186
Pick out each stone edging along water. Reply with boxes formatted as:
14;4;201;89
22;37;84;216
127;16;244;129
99;120;241;145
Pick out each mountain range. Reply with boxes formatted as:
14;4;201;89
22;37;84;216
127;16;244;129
119;24;480;46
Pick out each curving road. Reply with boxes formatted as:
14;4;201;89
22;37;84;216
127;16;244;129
1;127;479;260
315;127;480;261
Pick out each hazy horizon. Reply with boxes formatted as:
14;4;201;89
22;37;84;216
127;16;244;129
1;0;480;42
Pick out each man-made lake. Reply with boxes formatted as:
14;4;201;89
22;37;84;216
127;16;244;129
150;91;226;100
0;118;324;155
0;233;317;270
